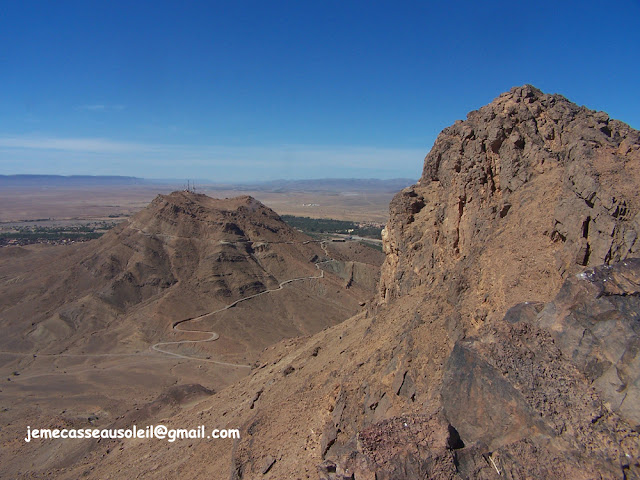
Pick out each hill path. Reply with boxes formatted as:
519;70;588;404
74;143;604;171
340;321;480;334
1;240;336;369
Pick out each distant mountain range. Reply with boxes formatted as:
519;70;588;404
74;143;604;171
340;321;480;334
0;174;149;186
223;177;415;193
0;175;415;192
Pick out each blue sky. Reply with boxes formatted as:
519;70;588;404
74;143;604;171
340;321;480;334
1;1;639;181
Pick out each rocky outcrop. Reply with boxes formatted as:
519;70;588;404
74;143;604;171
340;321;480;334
535;259;640;428
326;86;640;478
439;286;640;479
319;259;640;480
381;85;640;325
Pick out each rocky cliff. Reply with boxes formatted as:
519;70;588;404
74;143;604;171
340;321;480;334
308;85;640;479
381;85;640;327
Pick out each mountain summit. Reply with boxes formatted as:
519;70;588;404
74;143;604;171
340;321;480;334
381;84;640;322
1;191;374;362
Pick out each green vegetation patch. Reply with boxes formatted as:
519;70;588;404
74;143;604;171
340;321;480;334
0;222;117;246
281;215;383;239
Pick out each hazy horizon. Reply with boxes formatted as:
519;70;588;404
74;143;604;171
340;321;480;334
0;173;417;183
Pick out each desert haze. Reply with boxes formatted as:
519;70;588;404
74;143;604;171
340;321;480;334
0;177;411;224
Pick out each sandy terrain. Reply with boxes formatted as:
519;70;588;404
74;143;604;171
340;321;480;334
0;185;394;225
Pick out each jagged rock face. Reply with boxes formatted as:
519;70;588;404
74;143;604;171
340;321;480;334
329;87;640;478
381;85;640;324
535;258;640;428
437;260;640;480
317;264;640;480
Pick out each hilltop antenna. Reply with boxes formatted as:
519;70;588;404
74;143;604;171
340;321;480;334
184;180;196;194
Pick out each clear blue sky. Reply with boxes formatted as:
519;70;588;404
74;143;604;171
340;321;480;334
1;0;639;181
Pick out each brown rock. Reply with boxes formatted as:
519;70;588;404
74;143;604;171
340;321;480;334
261;455;276;474
534;259;640;428
380;85;640;326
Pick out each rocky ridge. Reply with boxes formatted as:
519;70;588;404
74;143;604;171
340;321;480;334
381;85;640;326
0;191;377;362
233;85;640;479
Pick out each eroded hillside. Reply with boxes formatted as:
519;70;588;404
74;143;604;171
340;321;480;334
0;192;378;362
0;192;382;478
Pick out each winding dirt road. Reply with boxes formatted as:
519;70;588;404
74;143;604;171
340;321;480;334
1;240;336;368
150;241;335;368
